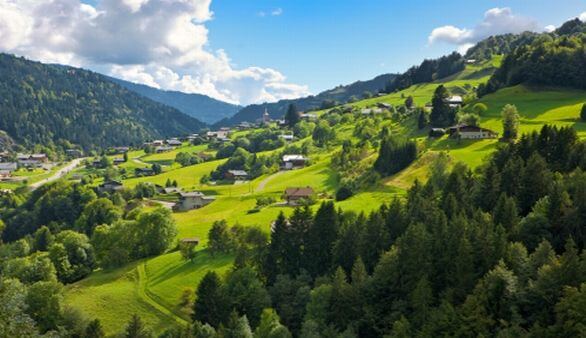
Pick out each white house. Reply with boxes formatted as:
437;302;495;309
174;192;214;211
282;155;308;170
445;96;463;108
448;125;498;139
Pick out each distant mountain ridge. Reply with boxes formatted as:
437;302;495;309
0;53;205;151
110;78;241;124
215;73;398;127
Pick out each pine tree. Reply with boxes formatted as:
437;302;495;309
417;110;428;129
265;212;288;283
285;104;300;128
124;315;151;338
305;202;338;277
85;319;105;338
221;312;253;338
192;271;230;328
581;103;586;121
430;85;453;127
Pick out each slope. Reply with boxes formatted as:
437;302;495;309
110;78;241;124
0;53;206;151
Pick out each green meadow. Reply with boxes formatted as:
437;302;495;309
63;57;586;335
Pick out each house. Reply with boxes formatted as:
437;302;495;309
174;192;214;211
279;134;295;142
0;162;18;172
466;59;477;64
155;146;174;153
207;129;231;140
66;149;83;158
300;113;318;120
113;158;126;165
98;180;124;193
282;155;308;170
0;151;9;161
135;167;155;176
0;170;11;179
277;119;287;127
17;154;48;168
180;237;200;246
238;122;252;130
151;140;164;147
166;139;182;147
377;102;393;110
111;146;130;154
429;128;446;138
225;170;249;181
361;108;383;115
445;96;463;108
283;187;315;206
163;187;182;194
448;124;498;139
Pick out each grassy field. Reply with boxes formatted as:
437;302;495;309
63;57;586;335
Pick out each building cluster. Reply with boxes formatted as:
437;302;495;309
0;152;52;180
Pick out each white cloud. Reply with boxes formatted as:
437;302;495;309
580;12;586;22
544;25;556;33
271;8;283;16
429;7;538;50
0;0;309;106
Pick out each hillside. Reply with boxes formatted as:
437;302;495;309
0;54;206;151
216;73;397;126
110;78;241;124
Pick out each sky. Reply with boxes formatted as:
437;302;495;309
0;1;585;106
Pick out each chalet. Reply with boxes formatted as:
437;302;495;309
163;187;182;194
277;119;287;127
225;170;249;181
0;151;9;161
466;59;477;64
180;237;200;246
66;149;83;158
166;139;182;147
300;113;318;120
377;102;393;110
361;108;383;115
238;122;252;130
151;140;164;147
174;192;214;211
282;155;308;170
111;146;130;154
98;180;124;193
279;134;295;142
0;170;10;179
17;154;48;168
155;146;174;153
113;158;126;165
429;128;446;138
445;96;463;108
0;162;18;172
207;129;231;140
135;167;155;176
448;124;498;139
283;187;315;206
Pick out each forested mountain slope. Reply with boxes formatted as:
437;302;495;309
0;54;205;151
110;77;241;124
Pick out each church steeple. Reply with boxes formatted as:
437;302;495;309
263;108;271;123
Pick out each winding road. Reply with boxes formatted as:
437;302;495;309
29;158;86;190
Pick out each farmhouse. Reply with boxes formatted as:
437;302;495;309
135;167;155;176
361;108;383;115
113;158;126;165
282;155;308;170
0;162;18;172
448;124;498;139
180;237;200;245
207;129;231;140
174;192;214;211
66;149;83;158
0;170;10;179
300;113;318;120
445;95;463;108
155;146;174;153
279;134;295;142
111;146;130;154
98;180;124;193
17;154;48;168
377;102;393;110
151;140;165;147
283;187;315;206
166;139;182;147
225;170;249;181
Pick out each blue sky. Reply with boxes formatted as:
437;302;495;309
206;0;586;92
3;0;585;104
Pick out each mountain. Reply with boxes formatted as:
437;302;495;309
110;78;241;124
0;53;205;151
215;73;397;127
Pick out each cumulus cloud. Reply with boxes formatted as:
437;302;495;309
429;7;538;49
0;0;308;105
544;25;556;33
580;12;586;22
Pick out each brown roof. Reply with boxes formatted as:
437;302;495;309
284;187;315;198
180;237;200;244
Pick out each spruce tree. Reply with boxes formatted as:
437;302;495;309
85;319;105;338
192;271;230;328
124;315;151;338
305;202;339;277
285;104;300;128
581;103;586;121
430;85;452;127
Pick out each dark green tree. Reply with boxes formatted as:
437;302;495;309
85;319;105;338
305;202;338;277
285;104;300;128
192;271;230;328
430;85;453;127
124;314;152;338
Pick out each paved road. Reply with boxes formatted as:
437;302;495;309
29;158;85;190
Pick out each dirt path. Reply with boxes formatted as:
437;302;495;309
256;171;285;192
136;262;187;326
30;158;85;190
